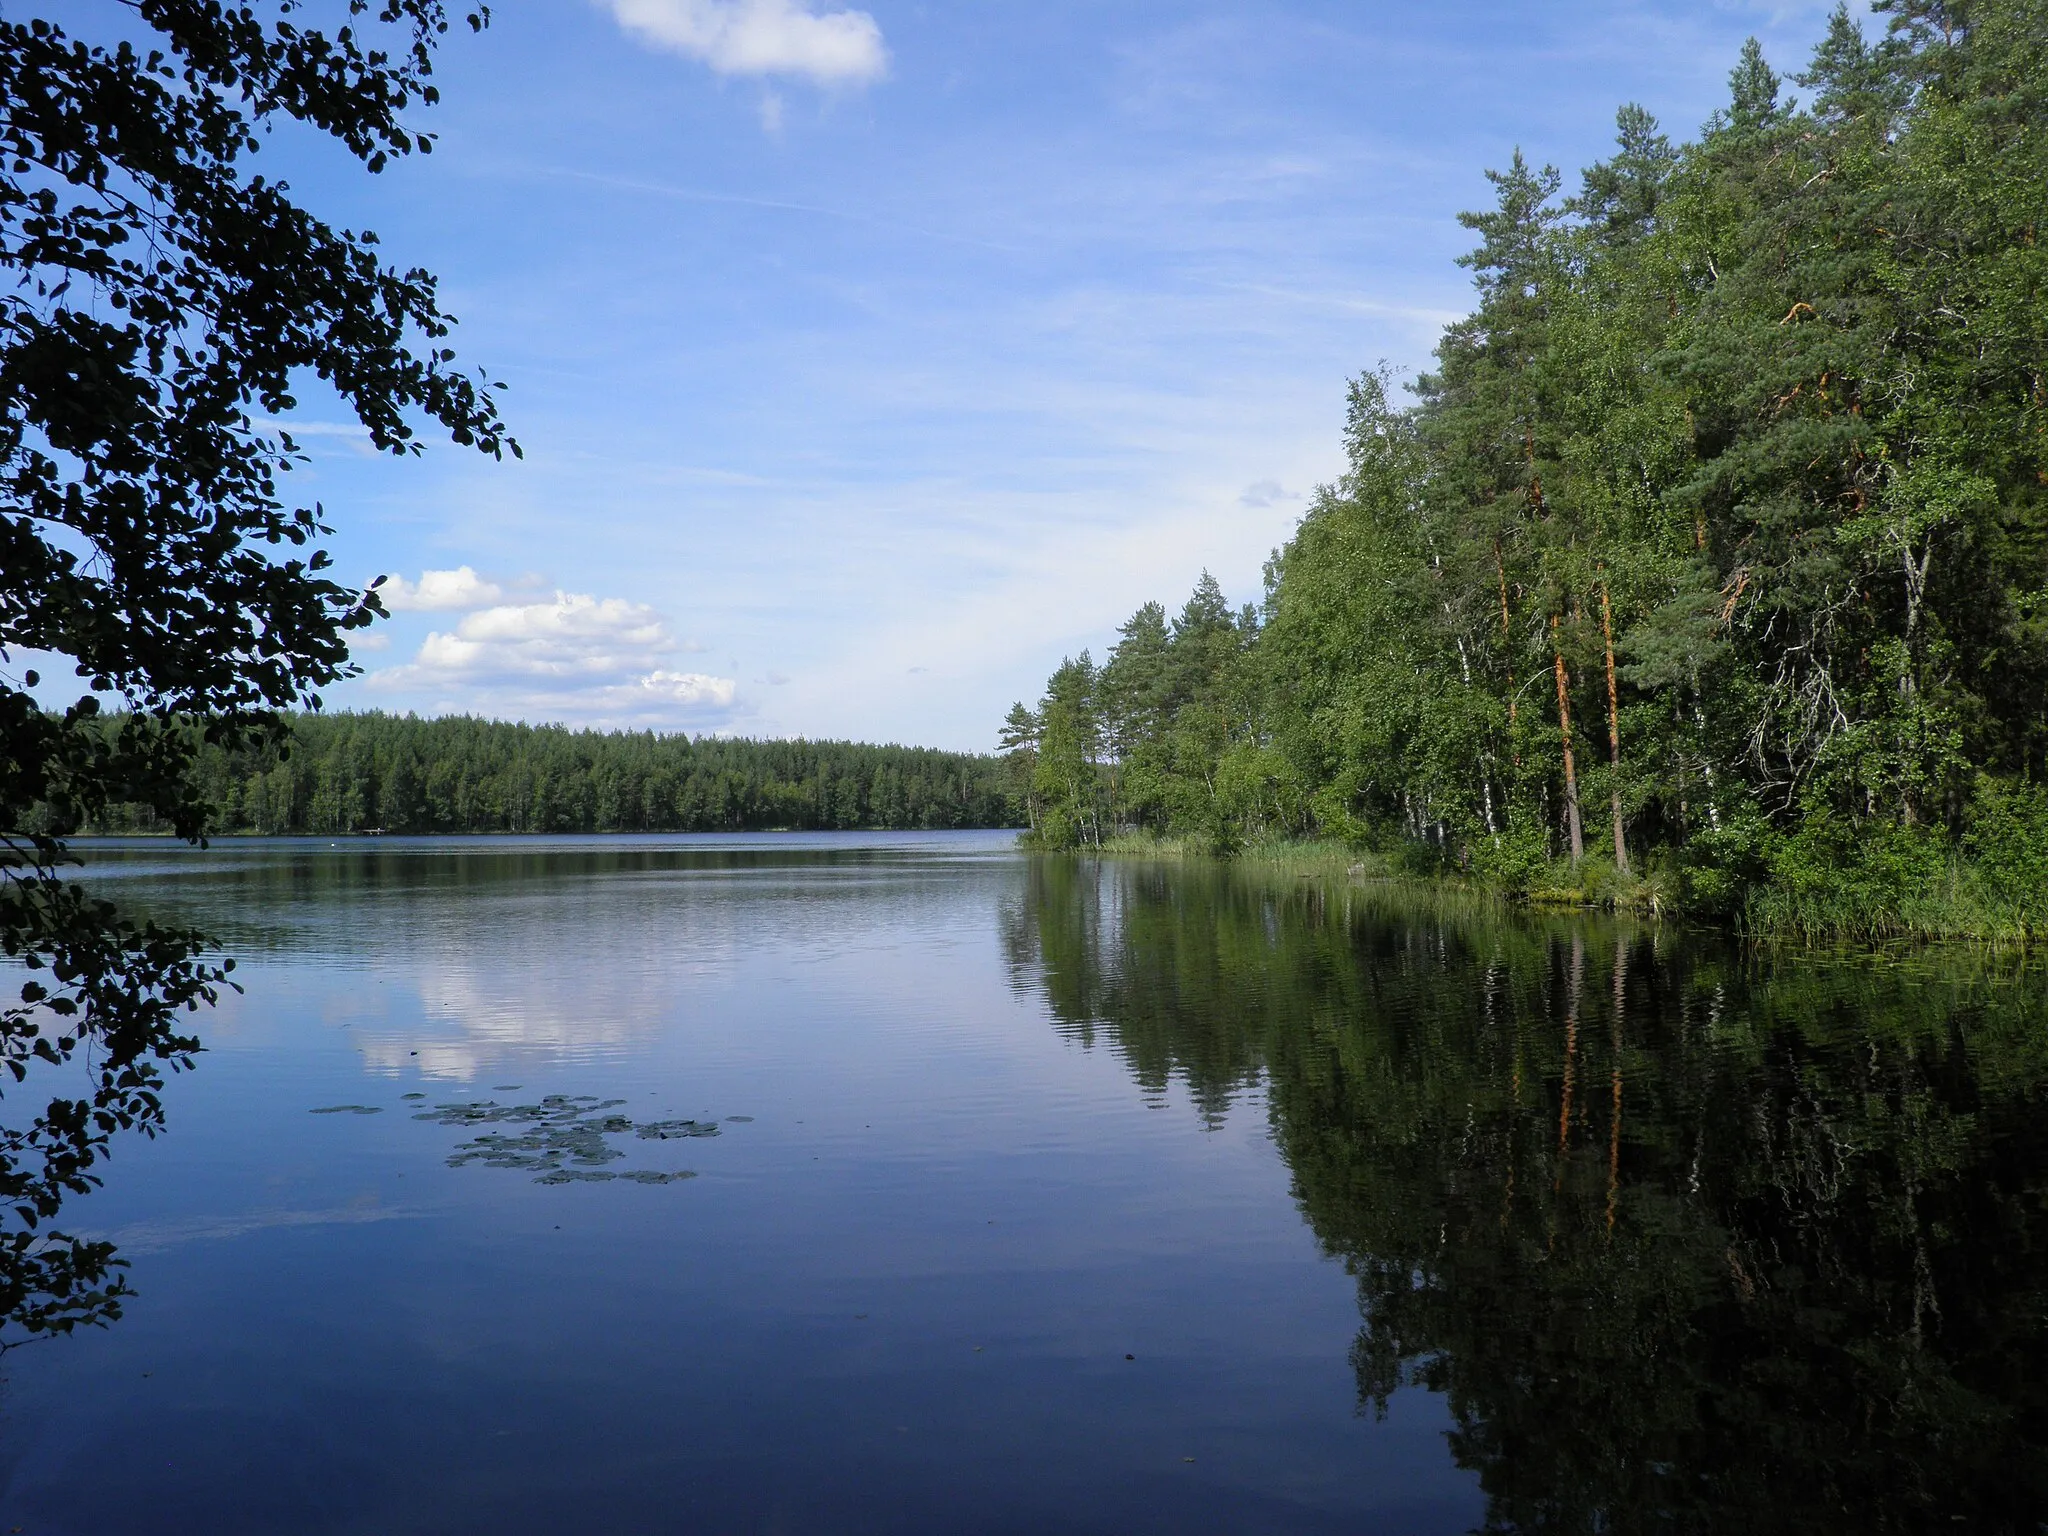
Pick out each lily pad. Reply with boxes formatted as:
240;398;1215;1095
416;1095;699;1185
635;1119;720;1141
310;1105;382;1115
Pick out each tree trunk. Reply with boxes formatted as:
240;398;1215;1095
1598;579;1629;873
1493;540;1520;761
1551;615;1584;865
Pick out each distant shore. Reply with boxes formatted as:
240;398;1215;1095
72;825;1028;840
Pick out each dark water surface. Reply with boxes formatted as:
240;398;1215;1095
3;834;2044;1533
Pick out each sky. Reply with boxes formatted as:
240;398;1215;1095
142;0;1867;750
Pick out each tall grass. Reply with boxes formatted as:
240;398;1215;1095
1080;820;2044;946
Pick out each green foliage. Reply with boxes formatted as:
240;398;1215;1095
0;4;504;1345
1004;576;1267;851
1028;653;1104;849
1963;778;2048;929
1747;809;1963;941
1016;5;2048;938
79;712;1019;835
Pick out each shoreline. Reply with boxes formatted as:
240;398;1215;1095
1050;833;2042;948
63;826;2042;945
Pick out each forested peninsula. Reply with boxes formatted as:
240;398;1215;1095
1003;10;2048;940
81;713;1018;836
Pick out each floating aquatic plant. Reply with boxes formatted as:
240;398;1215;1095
309;1105;382;1115
636;1118;722;1141
413;1095;710;1184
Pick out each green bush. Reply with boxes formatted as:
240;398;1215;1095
1674;809;1775;920
1466;822;1552;892
1747;811;1959;941
1963;778;2048;933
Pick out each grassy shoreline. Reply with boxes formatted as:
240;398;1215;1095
1066;832;2042;946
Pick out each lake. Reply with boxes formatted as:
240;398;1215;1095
2;833;2043;1533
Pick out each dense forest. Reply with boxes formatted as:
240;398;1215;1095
1002;4;2048;936
78;713;1018;836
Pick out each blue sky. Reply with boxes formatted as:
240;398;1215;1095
239;0;1855;750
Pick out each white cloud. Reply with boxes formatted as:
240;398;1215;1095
369;588;739;726
413;592;672;681
602;0;888;85
602;669;738;707
379;566;506;613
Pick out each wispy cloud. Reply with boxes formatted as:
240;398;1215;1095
1208;280;1465;329
253;417;373;440
1237;479;1300;509
601;0;888;85
534;166;1018;255
93;1204;423;1255
251;416;377;459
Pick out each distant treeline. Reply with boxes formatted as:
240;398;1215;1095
82;713;1020;835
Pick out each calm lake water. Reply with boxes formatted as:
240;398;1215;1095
3;833;2045;1533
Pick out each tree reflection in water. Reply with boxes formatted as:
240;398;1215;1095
1003;857;2048;1534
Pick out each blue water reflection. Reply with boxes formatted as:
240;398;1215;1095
0;834;1478;1534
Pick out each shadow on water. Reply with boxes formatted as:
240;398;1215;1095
1003;855;2048;1534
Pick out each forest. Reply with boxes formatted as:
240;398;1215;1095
1001;4;2048;937
79;712;1018;836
